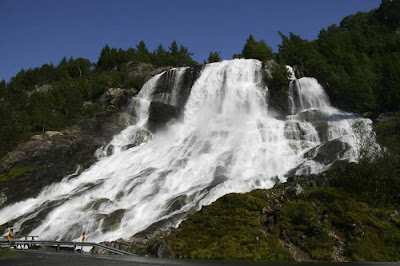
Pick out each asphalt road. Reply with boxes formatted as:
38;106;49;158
0;250;397;266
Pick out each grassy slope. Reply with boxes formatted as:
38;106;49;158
159;187;400;262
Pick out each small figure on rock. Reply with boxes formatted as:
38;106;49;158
82;232;86;242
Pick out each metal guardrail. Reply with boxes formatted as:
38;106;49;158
0;240;133;256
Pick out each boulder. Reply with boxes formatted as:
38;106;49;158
30;135;45;140
146;240;171;257
124;129;153;149
45;131;63;138
305;138;350;165
99;88;135;109
287;183;305;196
102;209;126;232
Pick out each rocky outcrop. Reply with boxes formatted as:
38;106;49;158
0;110;131;206
99;88;135;109
147;101;181;132
152;65;203;109
305;139;351;165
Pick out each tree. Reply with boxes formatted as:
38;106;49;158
0;79;5;98
351;119;376;163
242;35;273;61
135;41;151;63
208;51;222;63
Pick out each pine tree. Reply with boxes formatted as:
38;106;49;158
208;51;222;63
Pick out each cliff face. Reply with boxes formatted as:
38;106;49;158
0;110;131;207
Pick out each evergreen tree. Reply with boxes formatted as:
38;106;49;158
97;44;112;71
208;51;222;63
242;35;273;61
0;79;5;99
135;41;151;63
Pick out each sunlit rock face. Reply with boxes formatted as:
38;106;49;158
0;59;367;243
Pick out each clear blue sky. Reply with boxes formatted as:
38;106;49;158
0;0;381;81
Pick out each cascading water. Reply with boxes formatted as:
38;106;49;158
0;59;366;242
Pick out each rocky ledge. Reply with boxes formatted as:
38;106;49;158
0;105;134;208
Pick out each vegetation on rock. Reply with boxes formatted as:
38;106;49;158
139;181;400;262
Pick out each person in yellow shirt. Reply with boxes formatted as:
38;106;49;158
7;228;13;243
81;232;86;242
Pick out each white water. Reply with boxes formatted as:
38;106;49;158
0;59;364;242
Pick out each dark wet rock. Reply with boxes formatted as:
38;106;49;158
102;209;126;232
147;101;181;132
166;195;189;213
152;66;203;109
262;60;289;118
268;86;289;119
112;238;131;250
305;138;350;165
84;198;112;211
146;239;171;257
296;109;329;122
292;65;305;79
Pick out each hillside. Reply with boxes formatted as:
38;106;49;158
139;169;400;262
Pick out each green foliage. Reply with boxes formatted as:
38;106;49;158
242;35;274;61
330;114;400;207
0;39;199;157
163;186;400;262
208;51;222;63
269;63;289;89
275;187;400;261
166;191;293;261
277;2;400;113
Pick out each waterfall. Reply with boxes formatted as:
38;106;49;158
0;59;367;243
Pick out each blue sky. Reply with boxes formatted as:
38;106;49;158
0;0;381;81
